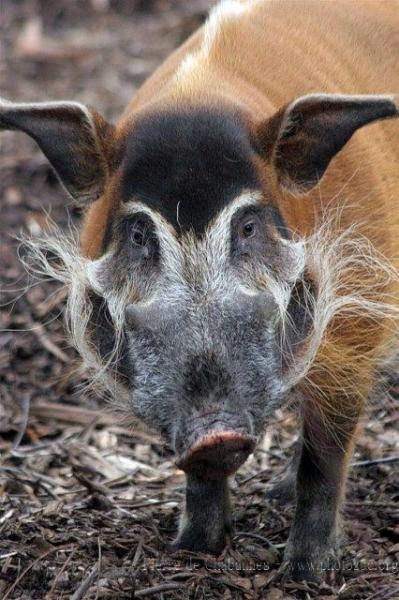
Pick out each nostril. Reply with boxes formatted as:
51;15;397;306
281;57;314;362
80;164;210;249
176;431;255;479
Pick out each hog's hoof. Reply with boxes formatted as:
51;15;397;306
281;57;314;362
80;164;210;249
283;554;321;582
283;541;341;583
171;524;228;556
170;533;227;556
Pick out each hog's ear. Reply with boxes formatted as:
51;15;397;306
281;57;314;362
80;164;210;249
257;93;398;194
0;99;114;204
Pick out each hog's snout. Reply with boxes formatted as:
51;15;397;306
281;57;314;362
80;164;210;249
176;431;255;480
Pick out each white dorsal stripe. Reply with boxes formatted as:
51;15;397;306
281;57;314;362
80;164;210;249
175;0;253;81
203;0;249;53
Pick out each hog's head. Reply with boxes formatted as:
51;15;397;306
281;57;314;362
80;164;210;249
1;93;397;479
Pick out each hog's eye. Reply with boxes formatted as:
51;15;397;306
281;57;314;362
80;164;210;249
231;208;266;261
131;219;148;247
120;212;159;261
240;220;257;239
236;212;262;245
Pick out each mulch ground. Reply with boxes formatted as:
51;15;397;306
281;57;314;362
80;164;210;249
0;1;398;598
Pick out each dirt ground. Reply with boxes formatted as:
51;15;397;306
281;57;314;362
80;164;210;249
0;1;398;599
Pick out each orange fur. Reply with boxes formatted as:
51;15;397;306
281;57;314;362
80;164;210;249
79;0;398;437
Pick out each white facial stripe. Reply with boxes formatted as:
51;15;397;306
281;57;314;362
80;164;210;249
206;190;262;239
173;190;269;299
116;191;305;306
122;191;261;249
107;192;303;300
120;192;263;297
122;191;260;231
120;200;172;229
121;200;185;279
198;191;262;284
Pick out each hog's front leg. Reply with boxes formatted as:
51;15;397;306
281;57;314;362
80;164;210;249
172;474;231;555
284;402;360;582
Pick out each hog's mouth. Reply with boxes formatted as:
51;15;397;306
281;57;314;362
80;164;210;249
176;430;256;480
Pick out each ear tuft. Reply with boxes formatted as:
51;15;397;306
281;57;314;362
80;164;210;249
258;93;398;194
0;98;115;204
